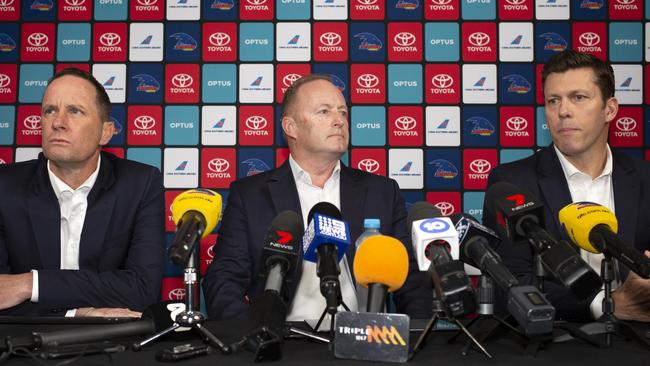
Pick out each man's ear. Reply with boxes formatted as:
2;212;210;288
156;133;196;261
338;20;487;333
99;120;115;146
604;97;619;123
282;116;297;140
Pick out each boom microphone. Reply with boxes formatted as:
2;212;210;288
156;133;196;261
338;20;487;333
353;235;409;313
559;202;650;279
302;202;351;313
168;189;222;266
484;182;602;300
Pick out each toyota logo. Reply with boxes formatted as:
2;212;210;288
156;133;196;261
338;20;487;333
395;116;416;131
505;0;525;4
65;0;85;5
0;0;15;6
431;0;452;4
357;0;377;4
137;0;157;4
0;159;5;165
357;159;380;173
616;0;636;4
320;32;341;46
468;32;490;47
209;32;230;46
434;202;455;216
208;158;230;173
245;115;267;130
168;288;186;300
134;115;156;130
207;245;215;259
579;32;600;47
357;74;379;88
506;116;527;131
99;33;121;47
172;74;193;88
23;115;41;130
616;117;636;131
431;74;453;88
394;32;416;47
246;0;266;4
469;159;491;174
27;33;48;47
0;74;10;88
282;74;302;87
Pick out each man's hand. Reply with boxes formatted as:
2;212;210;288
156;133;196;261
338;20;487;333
0;273;33;310
612;250;650;322
76;307;142;318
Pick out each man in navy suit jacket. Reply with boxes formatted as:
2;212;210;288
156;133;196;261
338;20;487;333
0;68;165;316
203;75;431;321
484;51;650;322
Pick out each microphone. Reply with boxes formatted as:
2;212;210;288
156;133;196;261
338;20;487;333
241;211;304;361
302;202;351;313
407;201;475;317
260;211;304;294
450;213;555;334
168;189;222;267
353;235;409;313
484;182;602;301
559;202;650;279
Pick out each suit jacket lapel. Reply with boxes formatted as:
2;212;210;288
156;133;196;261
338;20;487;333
27;156;61;270
536;147;574;239
78;153;117;268
611;152;639;246
340;165;367;278
267;160;302;218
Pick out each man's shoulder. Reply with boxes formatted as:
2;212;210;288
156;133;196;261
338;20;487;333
0;159;40;185
229;167;278;191
343;165;397;186
612;150;650;176
490;148;545;178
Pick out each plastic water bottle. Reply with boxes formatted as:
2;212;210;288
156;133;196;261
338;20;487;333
354;218;381;312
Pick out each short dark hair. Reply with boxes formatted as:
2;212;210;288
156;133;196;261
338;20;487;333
46;68;112;123
281;74;334;118
541;50;615;102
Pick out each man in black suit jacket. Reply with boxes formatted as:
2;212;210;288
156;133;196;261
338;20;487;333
203;75;431;321
484;51;650;322
0;68;165;316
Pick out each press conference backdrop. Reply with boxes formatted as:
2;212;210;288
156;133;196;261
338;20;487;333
1;0;650;302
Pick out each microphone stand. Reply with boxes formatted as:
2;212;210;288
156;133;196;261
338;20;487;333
132;250;231;354
412;292;491;359
448;276;524;356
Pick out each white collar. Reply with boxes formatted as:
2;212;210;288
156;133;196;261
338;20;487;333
288;154;341;186
554;144;612;180
47;155;102;198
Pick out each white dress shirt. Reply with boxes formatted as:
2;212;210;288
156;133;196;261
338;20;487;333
30;156;101;316
554;144;616;318
286;155;359;322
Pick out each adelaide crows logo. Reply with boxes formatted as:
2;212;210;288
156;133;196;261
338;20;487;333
211;0;234;9
502;74;531;94
539;33;567;52
429;159;458;179
354;32;382;52
170;33;198;52
0;34;16;52
132;74;161;93
467;117;495;136
395;0;418;10
242;159;270;176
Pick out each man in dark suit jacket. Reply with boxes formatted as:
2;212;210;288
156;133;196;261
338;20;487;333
203;75;431;321
0;68;165;316
484;51;650;322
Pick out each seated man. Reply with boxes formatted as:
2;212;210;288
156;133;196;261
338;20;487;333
203;75;431;321
484;51;650;322
0;68;166;317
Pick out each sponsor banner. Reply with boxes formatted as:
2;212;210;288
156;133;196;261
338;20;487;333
203;0;237;20
499;63;534;105
165;63;200;103
239;63;274;103
535;0;569;20
0;147;13;165
498;22;533;62
609;22;642;62
313;22;348;62
498;0;533;20
161;277;186;301
388;106;422;146
127;105;162;145
238;106;274;146
350;22;385;62
425;148;461;190
351;148;386;176
388;64;422;104
15;105;42;146
0;24;20;62
609;106;643;147
166;0;201;20
163;147;199;188
463;148;497;190
164;106;199;146
462;106;498;147
387;22;422;61
201;147;236;188
460;0;496;20
425;106;460;147
461;22;497;62
93;63;126;103
21;23;55;62
275;63;310;103
424;22;459;62
18;64;52;103
0;0;20;21
201;105;237;146
463;191;485;223
350;63;386;104
388;148;423;189
203;22;237;62
129;22;164;62
0;63;17;103
613;64;643;105
128;63;163;104
535;22;570;62
57;23;91;62
535;106;552;147
92;22;127;61
0;106;14;145
386;0;422;20
499;106;535;147
130;0;164;20
350;0;385;19
202;64;236;103
425;63;460;104
277;0;310;20
609;0;642;20
425;0;459;20
94;0;128;21
238;147;273;178
240;0;274;20
351;106;386;146
462;64;497;104
572;22;607;60
425;191;460;217
59;0;93;21
276;22;311;62
313;0;348;20
571;0;605;20
199;234;218;276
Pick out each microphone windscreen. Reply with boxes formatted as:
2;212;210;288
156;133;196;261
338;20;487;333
407;201;442;228
483;181;521;219
307;201;342;223
265;210;304;245
171;189;223;238
353;235;409;293
558;202;618;254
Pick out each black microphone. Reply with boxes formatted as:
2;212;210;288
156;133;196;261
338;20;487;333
303;202;351;314
484;182;602;301
240;211;304;361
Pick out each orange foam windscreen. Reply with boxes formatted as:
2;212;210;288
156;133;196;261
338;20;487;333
353;235;409;293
